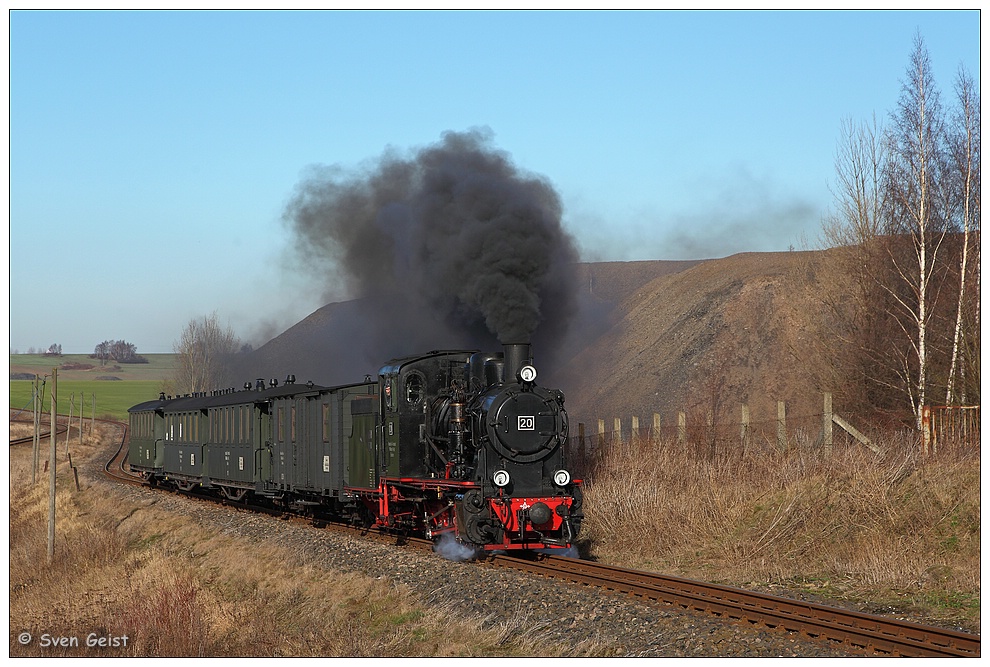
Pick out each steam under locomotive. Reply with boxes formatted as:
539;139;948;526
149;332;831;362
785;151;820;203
127;343;582;553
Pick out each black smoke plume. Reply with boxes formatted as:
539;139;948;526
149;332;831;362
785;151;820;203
251;129;580;384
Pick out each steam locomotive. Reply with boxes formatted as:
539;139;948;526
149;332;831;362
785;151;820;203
127;343;582;554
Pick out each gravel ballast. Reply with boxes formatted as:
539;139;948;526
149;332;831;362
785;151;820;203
95;465;857;658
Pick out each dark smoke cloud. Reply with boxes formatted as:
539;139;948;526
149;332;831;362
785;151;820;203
285;129;579;346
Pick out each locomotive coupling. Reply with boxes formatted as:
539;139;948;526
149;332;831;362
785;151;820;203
528;501;553;526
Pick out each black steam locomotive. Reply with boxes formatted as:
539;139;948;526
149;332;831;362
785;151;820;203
128;343;582;554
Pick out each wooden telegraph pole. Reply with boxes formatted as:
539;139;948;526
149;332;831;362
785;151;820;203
48;368;57;564
32;375;41;484
65;393;73;455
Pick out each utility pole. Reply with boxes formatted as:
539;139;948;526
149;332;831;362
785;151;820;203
48;368;57;565
65;393;73;456
78;392;84;446
32;376;41;484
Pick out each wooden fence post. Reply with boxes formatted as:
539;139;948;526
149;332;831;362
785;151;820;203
631;416;640;445
823;392;833;455
653;413;661;443
777;400;787;450
578;422;588;461
597;419;606;449
614;417;623;444
705;410;715;459
740;403;750;454
677;411;686;447
832;413;879;454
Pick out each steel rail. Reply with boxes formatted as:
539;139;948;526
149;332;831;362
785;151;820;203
9;415;68;446
102;420;146;486
489;554;979;657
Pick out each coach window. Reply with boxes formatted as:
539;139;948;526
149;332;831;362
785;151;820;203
384;378;395;411
322;403;330;443
291;405;297;442
405;372;424;405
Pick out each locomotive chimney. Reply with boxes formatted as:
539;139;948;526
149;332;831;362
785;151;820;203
503;343;532;382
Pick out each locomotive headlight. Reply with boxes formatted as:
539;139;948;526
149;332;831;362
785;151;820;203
518;365;537;383
553;469;571;487
492;469;511;488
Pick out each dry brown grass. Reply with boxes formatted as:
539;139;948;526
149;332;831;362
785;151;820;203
8;435;608;657
580;435;980;630
9;420;978;656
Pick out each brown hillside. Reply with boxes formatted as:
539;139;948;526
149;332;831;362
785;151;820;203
242;251;841;437
557;251;833;435
574;259;703;304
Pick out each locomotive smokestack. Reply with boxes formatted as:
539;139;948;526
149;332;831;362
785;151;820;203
503;343;532;382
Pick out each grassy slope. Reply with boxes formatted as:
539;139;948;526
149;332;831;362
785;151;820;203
8;435;605;657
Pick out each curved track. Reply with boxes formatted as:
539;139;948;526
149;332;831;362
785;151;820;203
9;416;67;446
102;421;145;486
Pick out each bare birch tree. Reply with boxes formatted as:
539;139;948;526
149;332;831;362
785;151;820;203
944;65;980;404
885;34;950;430
165;311;241;395
818;115;902;410
819;34;980;426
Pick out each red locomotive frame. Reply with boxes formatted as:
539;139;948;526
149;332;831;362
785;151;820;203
345;476;580;551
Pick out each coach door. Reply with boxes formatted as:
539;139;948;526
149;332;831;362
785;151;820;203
344;387;379;490
296;393;323;491
257;401;272;490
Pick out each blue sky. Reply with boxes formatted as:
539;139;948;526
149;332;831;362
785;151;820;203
8;9;981;354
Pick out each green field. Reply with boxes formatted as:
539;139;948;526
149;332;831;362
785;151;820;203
9;354;177;421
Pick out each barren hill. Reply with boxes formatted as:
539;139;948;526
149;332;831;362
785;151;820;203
557;251;829;432
241;251;834;434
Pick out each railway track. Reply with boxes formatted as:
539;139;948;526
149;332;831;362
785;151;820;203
10;410;144;486
8;415;67;446
487;554;980;657
102;422;145;486
94;440;980;658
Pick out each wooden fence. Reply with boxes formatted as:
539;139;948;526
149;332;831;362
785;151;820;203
923;405;981;455
565;394;980;475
